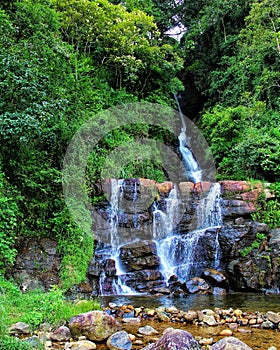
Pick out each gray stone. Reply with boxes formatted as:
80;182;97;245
211;336;252;350
106;331;132;350
261;320;274;329
9;322;30;335
138;325;158;336
202;315;218;326
266;311;280;324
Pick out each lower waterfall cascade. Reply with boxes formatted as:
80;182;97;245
95;179;224;295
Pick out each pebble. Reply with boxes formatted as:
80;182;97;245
199;337;214;345
134;340;144;345
238;328;252;334
122;317;141;324
219;329;233;336
138;325;158;336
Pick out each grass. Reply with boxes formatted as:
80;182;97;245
0;275;101;348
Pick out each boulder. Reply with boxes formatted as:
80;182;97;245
106;331;132;350
69;311;119;341
50;326;71;342
185;277;210;294
266;311;280;324
9;322;30;335
141;328;202;350
202;269;228;288
211;336;252;350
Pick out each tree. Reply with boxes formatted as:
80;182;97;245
51;0;184;100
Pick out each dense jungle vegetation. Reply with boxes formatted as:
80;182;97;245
0;0;279;296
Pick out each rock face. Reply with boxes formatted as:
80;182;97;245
119;240;160;271
8;178;280;296
69;311;119;341
141;328;202;350
211;336;252;350
8;238;60;291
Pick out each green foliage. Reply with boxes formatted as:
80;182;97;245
201;100;280;181
0;336;34;350
51;208;93;290
239;233;266;257
52;0;183;99
0;163;19;272
0;277;100;334
252;183;280;229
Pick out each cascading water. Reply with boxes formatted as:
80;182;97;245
156;183;223;283
152;186;179;241
174;93;202;184
98;179;136;295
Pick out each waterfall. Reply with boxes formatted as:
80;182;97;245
152;186;179;241
157;183;223;282
173;93;202;184
197;183;222;229
98;179;136;295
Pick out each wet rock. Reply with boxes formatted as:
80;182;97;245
120;270;166;293
50;326;71;342
106;331;132;350
156;311;170;322
119;241;160;271
226;255;276;291
9;322;30;335
141;328;202;349
261;320;274;329
202;269;228;288
183;310;198;322
223;199;256;217
202;315;218;326
138;325;158;336
185;277;210;294
211;336;252;350
104;259;117;277
69;311;119;341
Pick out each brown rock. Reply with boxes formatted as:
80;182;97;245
219;330;233;336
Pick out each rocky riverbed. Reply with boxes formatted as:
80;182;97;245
10;303;280;349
